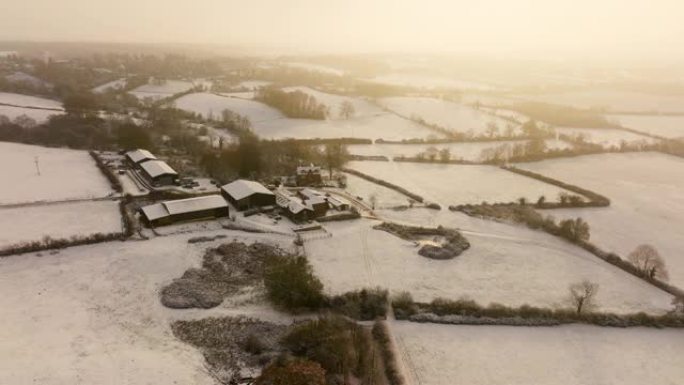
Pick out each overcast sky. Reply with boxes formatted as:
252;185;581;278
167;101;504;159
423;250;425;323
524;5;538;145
2;0;683;59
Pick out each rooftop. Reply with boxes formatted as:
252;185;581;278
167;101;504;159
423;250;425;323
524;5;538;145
141;195;228;221
125;149;157;164
221;179;274;201
140;160;177;179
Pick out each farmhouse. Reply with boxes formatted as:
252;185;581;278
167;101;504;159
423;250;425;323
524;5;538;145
296;164;323;186
221;179;276;211
139;160;178;186
139;195;229;227
125;149;157;167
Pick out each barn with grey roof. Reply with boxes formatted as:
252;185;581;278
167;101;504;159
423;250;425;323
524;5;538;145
220;179;276;211
139;195;229;227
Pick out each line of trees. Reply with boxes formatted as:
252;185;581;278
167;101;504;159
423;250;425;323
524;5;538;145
256;87;329;119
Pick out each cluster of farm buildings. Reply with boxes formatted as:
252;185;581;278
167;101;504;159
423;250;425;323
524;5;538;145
127;149;350;227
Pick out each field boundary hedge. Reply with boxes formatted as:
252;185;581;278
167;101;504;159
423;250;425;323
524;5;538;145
342;167;424;203
393;297;684;328
89;151;123;193
0;232;125;257
501;165;611;208
372;321;406;385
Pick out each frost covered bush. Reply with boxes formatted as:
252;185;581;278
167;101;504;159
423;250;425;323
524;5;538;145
329;287;388;320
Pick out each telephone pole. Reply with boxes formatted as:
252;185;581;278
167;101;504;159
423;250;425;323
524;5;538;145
34;156;41;176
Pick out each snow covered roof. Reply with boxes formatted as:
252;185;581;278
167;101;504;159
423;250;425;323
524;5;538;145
125;149;157;164
300;188;323;199
140;203;168;221
140;160;177;179
221;179;274;201
141;195;228;221
307;195;328;206
288;199;313;214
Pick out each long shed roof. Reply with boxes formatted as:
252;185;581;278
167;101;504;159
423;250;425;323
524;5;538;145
141;195;228;221
125;149;157;164
140;160;177;179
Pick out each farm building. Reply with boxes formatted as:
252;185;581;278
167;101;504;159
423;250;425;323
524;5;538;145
281;199;315;222
221;179;276;211
139;195;229;227
139;160;178;186
125;149;157;167
296;164;323;186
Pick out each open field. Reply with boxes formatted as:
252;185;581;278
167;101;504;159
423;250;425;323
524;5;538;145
379;97;517;136
346;160;573;205
342;172;413;208
554;127;658;147
306;218;673;314
514;90;684;113
283;86;382;119
0;92;63;109
0;104;62;122
174;92;283;122
0;142;115;204
370;73;500;91
0;201;122;249
0;230;292;385
518;152;684;288
92;78;127;93
608;114;684;139
348;139;572;162
394;322;684;385
129;80;195;100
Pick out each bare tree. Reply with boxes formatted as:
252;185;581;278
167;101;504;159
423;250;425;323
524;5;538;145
339;100;356;120
628;244;669;281
569;280;599;314
369;194;378;210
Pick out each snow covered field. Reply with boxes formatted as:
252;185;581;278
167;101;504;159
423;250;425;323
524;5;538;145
129;80;195;100
305;219;673;314
370;73;499;91
0;104;62;122
174;92;283;122
515;90;684;113
346;160;573;205
0;142;115;204
282;86;382;119
175;92;441;140
92;78;127;93
518;152;684;288
555;127;657;147
379;97;518;137
608;114;684;139
0;230;291;385
342;172;413;208
0;201;122;249
0;92;63;109
254;113;440;141
394;322;684;385
348;139;571;162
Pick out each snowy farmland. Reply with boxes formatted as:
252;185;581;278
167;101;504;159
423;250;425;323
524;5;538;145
0;104;62;122
0;231;291;385
554;127;658;148
379;97;518;137
608;114;684;139
370;73;500;91
92;78;127;93
174;92;441;140
174;92;283;122
305;219;673;314
515;90;684;113
0;142;115;204
0;201;122;249
346;160;573;205
518;152;684;288
282;86;383;119
0;92;63;110
342;172;413;208
129;80;195;100
394;322;684;385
